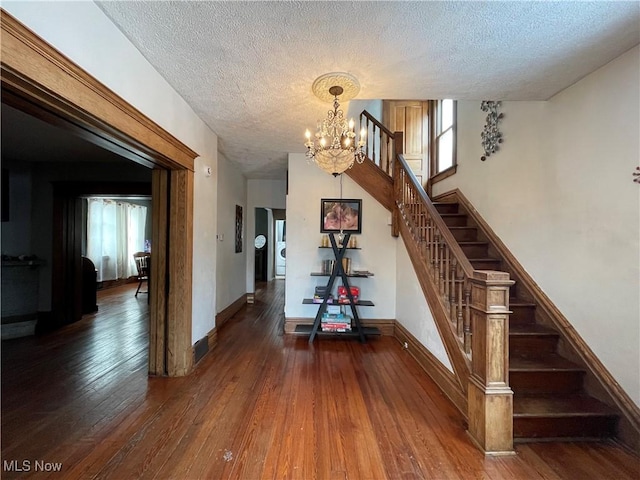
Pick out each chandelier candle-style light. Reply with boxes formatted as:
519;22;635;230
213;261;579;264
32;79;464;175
305;76;366;176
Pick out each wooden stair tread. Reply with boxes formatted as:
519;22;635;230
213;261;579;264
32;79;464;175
510;354;582;371
510;298;537;307
457;241;488;246
513;394;618;417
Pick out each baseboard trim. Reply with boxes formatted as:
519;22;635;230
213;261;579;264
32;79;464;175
216;294;247;329
394;321;467;418
284;317;395;336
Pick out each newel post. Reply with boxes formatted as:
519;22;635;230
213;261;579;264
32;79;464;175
467;270;515;455
391;131;403;238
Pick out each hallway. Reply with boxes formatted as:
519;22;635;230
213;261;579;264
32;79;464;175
1;280;638;479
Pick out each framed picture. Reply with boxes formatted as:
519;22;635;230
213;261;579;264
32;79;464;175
320;198;362;234
235;205;243;253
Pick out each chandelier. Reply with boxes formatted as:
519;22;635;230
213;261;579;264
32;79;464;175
304;81;366;176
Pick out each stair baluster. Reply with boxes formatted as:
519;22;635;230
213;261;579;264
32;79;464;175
360;110;397;176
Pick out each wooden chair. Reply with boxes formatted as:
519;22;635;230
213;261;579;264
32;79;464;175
133;252;150;297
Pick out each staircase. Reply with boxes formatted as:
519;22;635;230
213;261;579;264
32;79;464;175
433;200;619;441
350;110;635;447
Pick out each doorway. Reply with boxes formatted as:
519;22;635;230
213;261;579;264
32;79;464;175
254;208;269;282
383;100;429;186
274;211;286;278
2;12;197;376
254;208;286;282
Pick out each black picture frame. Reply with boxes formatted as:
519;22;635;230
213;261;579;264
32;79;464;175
320;198;362;234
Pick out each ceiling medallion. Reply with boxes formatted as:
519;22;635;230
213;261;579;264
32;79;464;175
304;73;366;176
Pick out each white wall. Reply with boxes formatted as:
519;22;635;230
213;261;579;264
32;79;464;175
215;153;247;316
396;240;452;371
4;1;221;346
245;179;287;294
348;99;383;122
191;155;218;343
285;153;396;321
434;46;640;405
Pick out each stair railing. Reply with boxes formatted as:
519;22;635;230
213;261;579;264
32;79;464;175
395;154;475;354
394;153;515;454
360;110;397;176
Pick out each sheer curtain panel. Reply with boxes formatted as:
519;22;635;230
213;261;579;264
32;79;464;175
86;198;147;282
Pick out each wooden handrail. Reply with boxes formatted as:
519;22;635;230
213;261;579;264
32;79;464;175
360;110;395;137
396;155;475;277
359;110;399;176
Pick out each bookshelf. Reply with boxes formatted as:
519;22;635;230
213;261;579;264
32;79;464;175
296;232;380;343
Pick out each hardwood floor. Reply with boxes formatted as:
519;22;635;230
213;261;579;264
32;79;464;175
2;281;638;479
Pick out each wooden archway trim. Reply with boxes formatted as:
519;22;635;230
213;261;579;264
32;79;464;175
1;9;197;377
0;10;197;171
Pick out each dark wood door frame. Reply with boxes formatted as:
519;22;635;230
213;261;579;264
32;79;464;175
1;11;198;376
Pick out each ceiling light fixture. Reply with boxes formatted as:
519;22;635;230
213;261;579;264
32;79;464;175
304;73;367;176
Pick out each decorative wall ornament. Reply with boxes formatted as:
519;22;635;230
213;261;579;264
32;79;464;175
633;166;640;183
480;101;504;161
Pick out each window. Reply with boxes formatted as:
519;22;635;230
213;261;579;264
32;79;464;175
431;99;457;182
86;198;148;282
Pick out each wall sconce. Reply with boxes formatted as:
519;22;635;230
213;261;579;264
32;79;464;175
480;101;503;161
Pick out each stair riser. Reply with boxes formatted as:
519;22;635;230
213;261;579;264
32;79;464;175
441;215;468;227
510;371;584;394
460;244;489;257
449;228;478;242
514;416;617;439
509;306;536;325
470;260;502;270
433;203;459;214
510;335;558;354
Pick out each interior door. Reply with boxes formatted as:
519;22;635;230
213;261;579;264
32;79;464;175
383;101;429;185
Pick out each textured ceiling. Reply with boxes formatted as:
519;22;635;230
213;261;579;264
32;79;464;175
96;1;640;179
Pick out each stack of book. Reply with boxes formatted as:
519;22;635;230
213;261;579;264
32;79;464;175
321;311;352;332
313;285;334;303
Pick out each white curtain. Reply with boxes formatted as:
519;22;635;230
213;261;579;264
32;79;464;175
86;198;147;282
